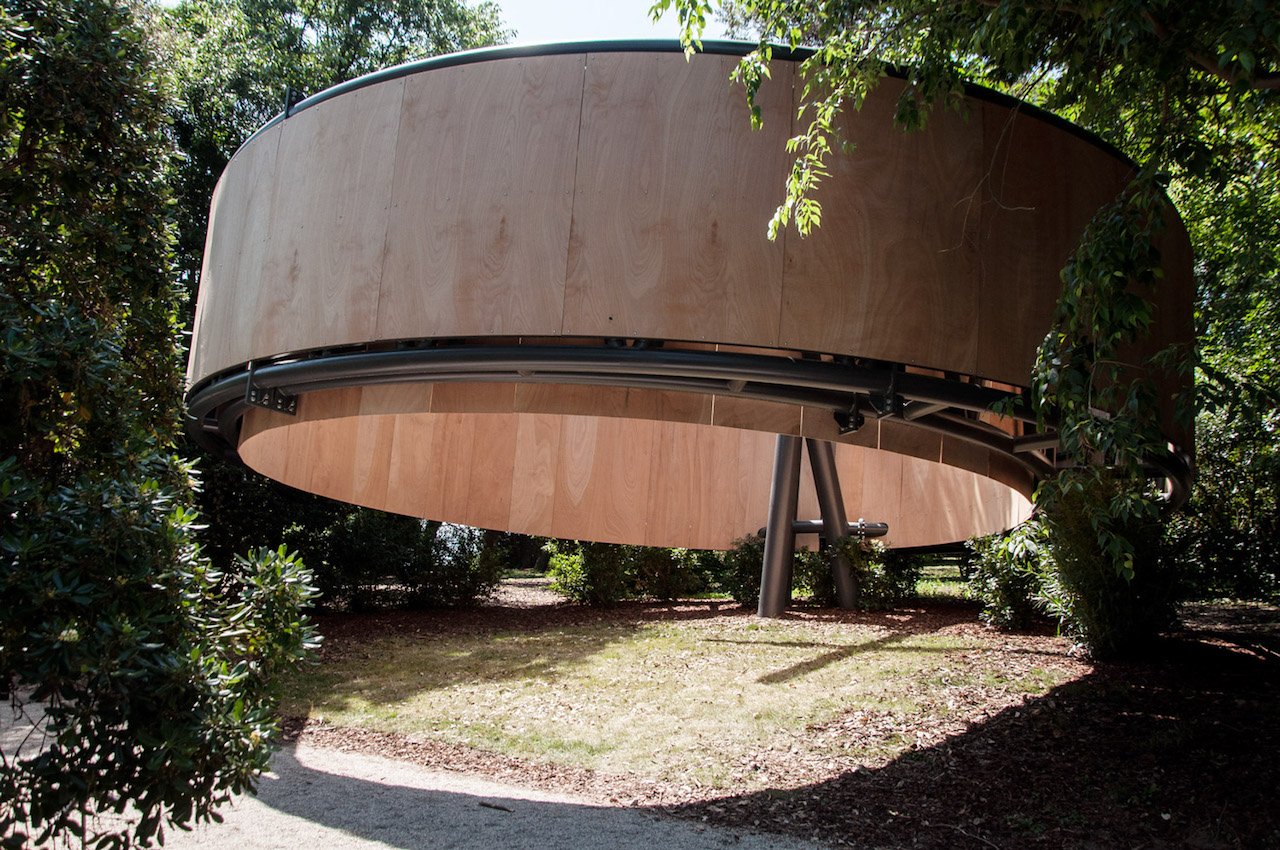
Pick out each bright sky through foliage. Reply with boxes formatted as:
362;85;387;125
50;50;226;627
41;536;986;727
496;0;729;44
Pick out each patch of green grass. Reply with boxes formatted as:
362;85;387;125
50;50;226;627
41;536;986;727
915;577;970;600
502;567;548;580
914;563;971;601
284;612;1074;789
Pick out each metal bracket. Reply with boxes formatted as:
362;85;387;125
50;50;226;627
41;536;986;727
246;364;297;415
246;384;298;415
833;402;865;435
284;86;307;117
868;370;902;418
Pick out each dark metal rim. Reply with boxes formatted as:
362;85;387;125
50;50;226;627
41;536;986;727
185;338;1192;504
240;39;1135;172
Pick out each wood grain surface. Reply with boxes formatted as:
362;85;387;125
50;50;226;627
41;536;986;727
238;389;1032;549
192;47;1192;547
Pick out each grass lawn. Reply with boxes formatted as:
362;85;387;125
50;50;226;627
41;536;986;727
283;602;1079;791
281;591;1280;849
913;563;970;601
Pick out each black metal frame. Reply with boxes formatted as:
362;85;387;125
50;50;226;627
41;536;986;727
187;338;1043;459
185;337;1191;502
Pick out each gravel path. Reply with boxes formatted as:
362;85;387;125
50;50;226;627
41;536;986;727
161;742;826;850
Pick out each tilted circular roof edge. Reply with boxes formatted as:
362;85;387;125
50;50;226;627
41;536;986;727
240;38;1134;169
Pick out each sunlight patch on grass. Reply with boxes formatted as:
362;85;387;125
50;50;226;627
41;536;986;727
283;614;1071;789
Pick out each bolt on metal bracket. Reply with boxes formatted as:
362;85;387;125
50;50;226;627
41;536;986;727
245;363;298;415
245;384;298;415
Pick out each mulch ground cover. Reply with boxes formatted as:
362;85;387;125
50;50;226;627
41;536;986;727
285;598;1280;850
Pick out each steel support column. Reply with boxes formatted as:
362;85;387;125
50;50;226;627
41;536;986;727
806;438;859;610
759;434;802;617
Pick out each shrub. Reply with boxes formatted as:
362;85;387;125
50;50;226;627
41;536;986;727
1039;471;1179;658
967;523;1049;630
0;3;317;843
545;540;633;605
719;534;767;607
420;526;506;607
872;547;926;606
630;546;710;599
793;546;835;605
290;515;505;610
824;539;922;610
1167;412;1280;601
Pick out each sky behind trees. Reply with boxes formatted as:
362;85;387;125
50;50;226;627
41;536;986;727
498;0;727;44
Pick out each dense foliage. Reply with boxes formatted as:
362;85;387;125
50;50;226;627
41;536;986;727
288;517;506;610
967;524;1048;631
0;1;316;845
659;0;1280;653
545;541;635;606
718;533;768;607
544;541;720;605
153;0;510;581
1169;413;1280;601
797;539;920;610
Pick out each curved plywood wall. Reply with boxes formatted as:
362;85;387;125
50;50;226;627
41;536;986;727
187;44;1193;550
237;386;1031;549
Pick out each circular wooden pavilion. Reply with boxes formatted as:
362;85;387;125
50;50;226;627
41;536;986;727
185;42;1193;605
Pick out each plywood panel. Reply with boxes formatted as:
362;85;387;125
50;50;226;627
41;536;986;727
429;412;479;523
237;408;290;480
350;413;395;508
254;81;403;360
429;382;518;414
461;413;518;530
831;442;867;526
359;383;433;417
645;421;701;544
188;125;282;385
940;435;991;478
712;396;801;435
563;53;792;344
977;100;1129;384
858;450;904;543
239;407;1035;548
723;428;777;545
515;383;712;425
988;452;1037;499
879;420;943;463
781;80;983;373
377;56;582;340
551;415;655;542
901;458;966;543
688;426;740;548
385;412;440;518
509;413;562;534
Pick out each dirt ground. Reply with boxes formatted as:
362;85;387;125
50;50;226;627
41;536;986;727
292;593;1280;849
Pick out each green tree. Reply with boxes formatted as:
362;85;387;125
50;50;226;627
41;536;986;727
156;0;510;578
0;2;317;845
656;0;1280;654
160;0;509;292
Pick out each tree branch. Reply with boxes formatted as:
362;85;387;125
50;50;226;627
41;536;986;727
1143;9;1280;91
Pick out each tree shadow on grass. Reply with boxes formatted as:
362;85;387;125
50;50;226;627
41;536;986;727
662;610;1280;849
296;601;986;710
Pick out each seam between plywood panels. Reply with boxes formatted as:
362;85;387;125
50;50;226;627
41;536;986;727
558;53;590;336
370;78;410;341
